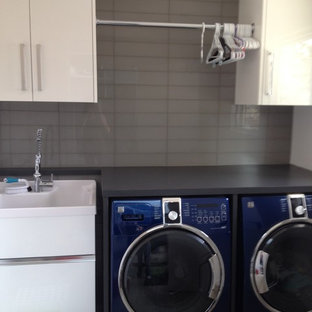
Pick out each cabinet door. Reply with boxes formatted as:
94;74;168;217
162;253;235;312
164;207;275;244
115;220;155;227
0;259;95;311
236;0;312;105
0;0;32;101
262;0;312;105
30;0;96;102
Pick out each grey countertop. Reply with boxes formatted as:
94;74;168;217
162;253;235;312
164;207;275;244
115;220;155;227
101;165;312;197
1;165;312;197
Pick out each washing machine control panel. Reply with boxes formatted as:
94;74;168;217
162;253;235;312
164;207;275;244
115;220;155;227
182;197;230;228
287;194;308;218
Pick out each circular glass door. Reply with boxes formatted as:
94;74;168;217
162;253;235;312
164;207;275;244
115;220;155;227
119;225;224;312
251;221;312;312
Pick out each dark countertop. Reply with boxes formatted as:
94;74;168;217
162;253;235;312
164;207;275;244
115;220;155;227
101;165;312;197
1;165;312;197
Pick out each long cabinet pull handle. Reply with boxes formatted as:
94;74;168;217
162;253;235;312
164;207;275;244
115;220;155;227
0;255;95;266
36;44;43;91
265;51;274;96
20;44;27;91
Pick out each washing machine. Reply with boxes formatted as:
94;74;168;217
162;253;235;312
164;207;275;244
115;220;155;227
240;193;312;312
110;196;231;312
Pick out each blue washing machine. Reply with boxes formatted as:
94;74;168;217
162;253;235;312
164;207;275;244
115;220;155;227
240;194;312;312
110;197;231;312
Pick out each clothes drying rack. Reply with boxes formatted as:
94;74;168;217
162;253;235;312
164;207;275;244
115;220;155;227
96;19;228;30
96;19;258;65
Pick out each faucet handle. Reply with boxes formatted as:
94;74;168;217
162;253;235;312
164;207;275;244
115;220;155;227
40;173;54;187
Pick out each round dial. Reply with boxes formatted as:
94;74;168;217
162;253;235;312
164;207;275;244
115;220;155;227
295;205;306;216
168;210;179;221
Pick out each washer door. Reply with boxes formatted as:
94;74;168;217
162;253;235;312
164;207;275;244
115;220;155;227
118;225;224;312
251;221;312;312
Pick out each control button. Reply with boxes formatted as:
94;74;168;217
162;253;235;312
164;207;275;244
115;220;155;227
197;216;202;223
203;216;208;223
295;205;306;216
215;216;220;223
209;216;214;223
168;210;179;221
221;216;227;221
221;203;226;210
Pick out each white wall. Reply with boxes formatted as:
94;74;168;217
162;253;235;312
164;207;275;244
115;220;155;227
291;107;312;170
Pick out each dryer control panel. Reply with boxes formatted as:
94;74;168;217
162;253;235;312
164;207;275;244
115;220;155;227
182;197;230;230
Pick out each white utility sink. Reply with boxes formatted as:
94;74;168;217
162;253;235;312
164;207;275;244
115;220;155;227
0;180;96;218
0;179;96;258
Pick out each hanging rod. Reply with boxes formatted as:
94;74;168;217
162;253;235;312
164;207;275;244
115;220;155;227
96;19;219;30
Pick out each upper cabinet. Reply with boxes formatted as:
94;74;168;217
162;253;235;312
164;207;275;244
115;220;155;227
235;0;312;105
0;0;97;103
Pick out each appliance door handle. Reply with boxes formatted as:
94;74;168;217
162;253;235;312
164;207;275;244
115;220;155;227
254;250;270;294
36;44;43;91
20;43;27;91
265;51;274;96
208;254;222;299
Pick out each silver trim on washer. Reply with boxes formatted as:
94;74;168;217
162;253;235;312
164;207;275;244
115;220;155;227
250;218;312;312
162;197;182;224
0;254;95;266
118;223;225;312
287;194;308;218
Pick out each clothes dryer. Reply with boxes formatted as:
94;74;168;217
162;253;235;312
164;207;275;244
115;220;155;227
110;196;231;312
240;194;312;312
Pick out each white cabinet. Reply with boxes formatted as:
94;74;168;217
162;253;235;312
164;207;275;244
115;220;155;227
0;0;32;101
0;260;95;312
0;197;96;311
235;0;312;105
0;0;97;103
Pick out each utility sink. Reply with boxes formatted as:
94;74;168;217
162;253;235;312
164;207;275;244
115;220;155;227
0;180;96;218
0;179;96;258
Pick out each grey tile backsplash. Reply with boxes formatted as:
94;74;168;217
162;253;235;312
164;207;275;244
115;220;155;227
0;0;292;168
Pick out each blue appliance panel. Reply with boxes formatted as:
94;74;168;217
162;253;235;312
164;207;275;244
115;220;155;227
111;199;163;312
181;196;231;312
182;197;230;233
111;197;231;312
241;194;312;312
306;195;312;217
241;195;288;312
112;199;162;236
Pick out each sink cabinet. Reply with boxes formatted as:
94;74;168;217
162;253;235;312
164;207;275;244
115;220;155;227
0;260;95;312
235;0;312;105
0;180;96;311
0;0;97;103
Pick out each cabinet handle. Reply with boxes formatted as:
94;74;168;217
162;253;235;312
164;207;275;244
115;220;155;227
36;44;43;91
265;51;274;96
0;255;95;266
20;44;27;91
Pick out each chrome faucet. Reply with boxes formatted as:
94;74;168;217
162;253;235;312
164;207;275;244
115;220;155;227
33;128;53;192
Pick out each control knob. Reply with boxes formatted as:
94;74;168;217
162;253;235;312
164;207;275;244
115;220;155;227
295;205;306;216
168;210;179;221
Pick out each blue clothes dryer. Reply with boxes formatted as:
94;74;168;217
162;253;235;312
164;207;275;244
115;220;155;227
110;197;231;312
240;194;312;312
